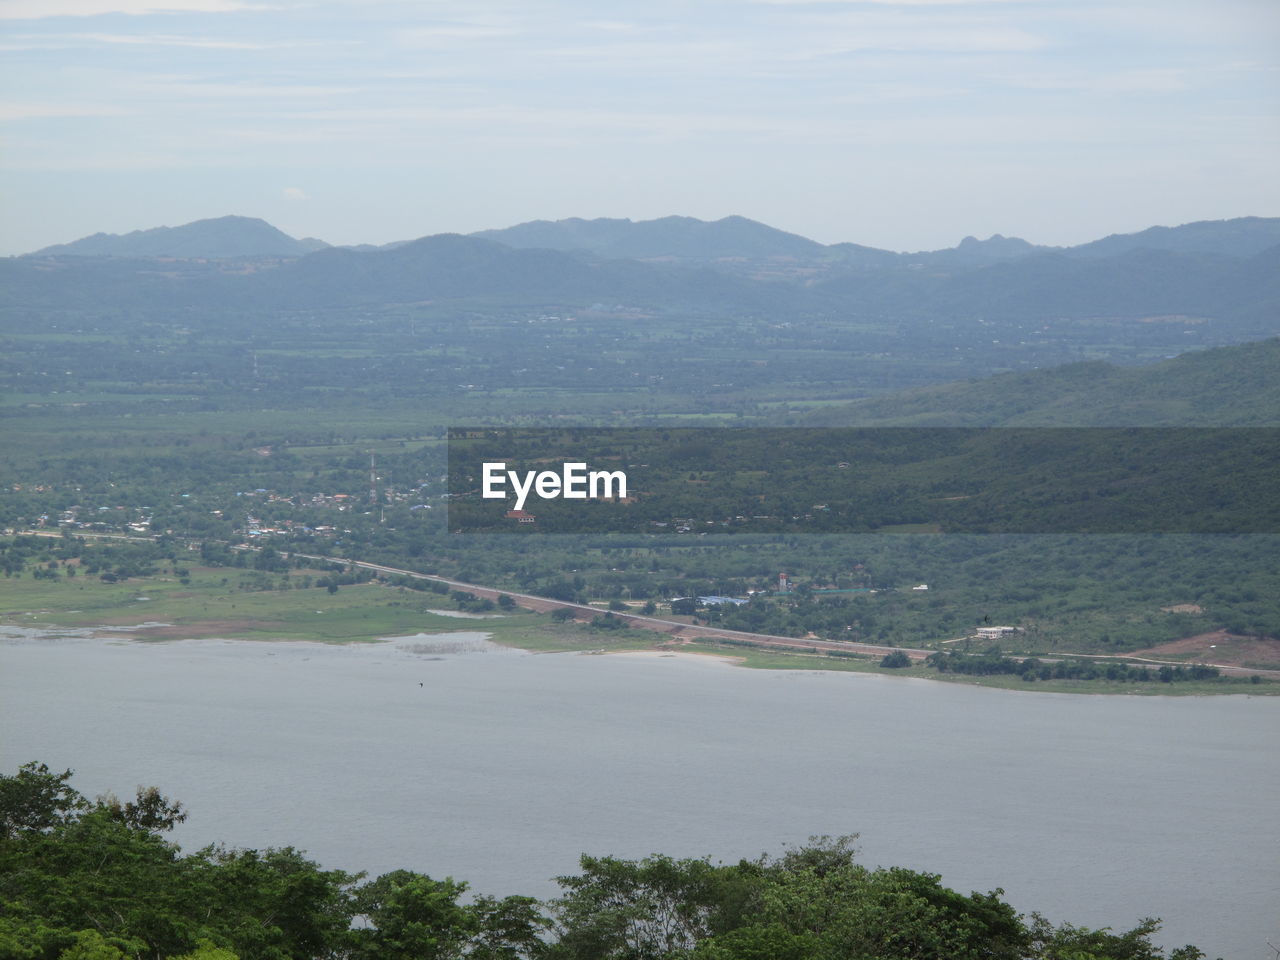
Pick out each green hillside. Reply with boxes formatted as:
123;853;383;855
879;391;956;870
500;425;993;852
804;337;1280;427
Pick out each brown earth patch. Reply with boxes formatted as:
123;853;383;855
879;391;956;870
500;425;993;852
1129;630;1280;670
100;620;287;640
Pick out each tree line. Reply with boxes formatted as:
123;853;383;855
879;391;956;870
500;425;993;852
1;763;1215;960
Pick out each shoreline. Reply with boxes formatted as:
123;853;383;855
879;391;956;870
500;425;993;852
3;619;1276;697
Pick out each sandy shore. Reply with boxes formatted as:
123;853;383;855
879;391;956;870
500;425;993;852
604;648;744;667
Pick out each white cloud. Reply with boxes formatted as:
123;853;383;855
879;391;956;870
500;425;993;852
135;78;361;98
831;81;973;102
282;186;308;200
68;31;279;48
992;68;1191;94
394;20;522;47
583;20;645;32
754;0;1033;5
0;101;128;120
817;25;1044;52
0;0;261;18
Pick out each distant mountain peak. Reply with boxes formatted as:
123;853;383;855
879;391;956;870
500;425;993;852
471;214;826;260
28;215;328;259
1067;216;1280;259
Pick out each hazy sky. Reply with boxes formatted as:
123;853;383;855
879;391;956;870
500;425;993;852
2;0;1277;255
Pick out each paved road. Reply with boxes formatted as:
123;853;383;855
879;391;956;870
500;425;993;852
289;551;934;661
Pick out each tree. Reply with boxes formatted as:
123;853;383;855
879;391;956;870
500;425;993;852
468;894;550;960
96;786;187;832
0;806;193;958
0;765;1216;960
351;871;478;960
544;838;1040;960
54;931;127;960
170;939;240;960
0;762;87;839
551;608;576;623
548;854;746;960
1026;914;1207;960
192;845;359;960
351;871;549;960
688;923;816;960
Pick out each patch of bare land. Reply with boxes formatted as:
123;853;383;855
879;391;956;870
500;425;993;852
609;649;742;667
96;619;287;640
1128;630;1280;671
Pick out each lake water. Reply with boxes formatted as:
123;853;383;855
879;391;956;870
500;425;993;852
2;631;1277;959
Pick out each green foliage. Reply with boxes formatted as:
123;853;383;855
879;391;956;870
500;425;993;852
0;763;87;840
96;786;187;833
925;650;1220;684
449;427;1280;535
544;835;1210;960
548;853;746;959
350;870;477;960
450;591;496;614
170;939;240;960
350;871;549;960
54;931;126;960
0;766;1217;960
190;845;358;960
1026;914;1206;960
688;922;816;960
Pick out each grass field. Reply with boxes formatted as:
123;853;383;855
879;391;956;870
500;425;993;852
0;562;654;651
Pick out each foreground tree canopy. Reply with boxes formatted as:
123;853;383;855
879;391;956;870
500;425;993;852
0;764;1213;960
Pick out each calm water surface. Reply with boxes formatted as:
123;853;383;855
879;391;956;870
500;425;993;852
2;631;1277;959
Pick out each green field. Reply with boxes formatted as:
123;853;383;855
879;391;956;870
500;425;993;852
0;555;664;655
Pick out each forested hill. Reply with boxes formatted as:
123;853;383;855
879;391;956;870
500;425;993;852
28;215;328;259
471;213;827;260
5;227;1279;336
470;213;1280;266
244;233;802;311
1068;215;1280;259
802;337;1280;426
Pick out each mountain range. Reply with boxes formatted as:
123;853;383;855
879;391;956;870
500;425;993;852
6;215;1279;345
24;213;1280;267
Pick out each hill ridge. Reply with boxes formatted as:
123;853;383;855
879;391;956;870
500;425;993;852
28;215;328;259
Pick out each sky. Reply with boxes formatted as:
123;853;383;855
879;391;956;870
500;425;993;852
1;0;1278;255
